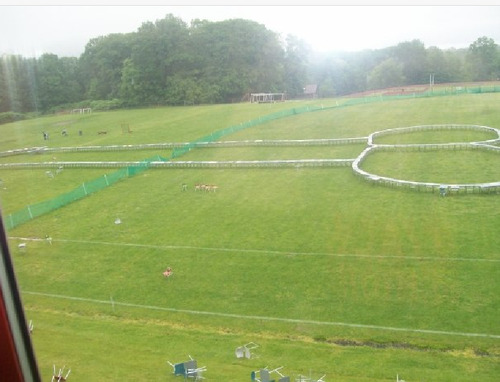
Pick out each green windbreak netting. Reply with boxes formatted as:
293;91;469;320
81;176;109;195
106;168;128;184
6;208;31;229
170;105;328;158
5;86;500;230
4;156;165;230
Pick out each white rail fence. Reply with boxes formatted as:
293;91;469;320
0;138;367;157
0;159;354;169
1;125;498;194
352;124;500;194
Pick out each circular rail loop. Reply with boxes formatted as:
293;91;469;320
352;124;500;194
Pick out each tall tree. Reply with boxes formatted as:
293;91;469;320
124;14;190;105
443;48;467;83
391;40;429;85
36;54;65;111
283;34;310;98
79;33;132;100
466;36;500;81
189;19;285;103
0;55;37;113
119;58;141;106
308;52;337;97
36;54;84;112
367;58;406;90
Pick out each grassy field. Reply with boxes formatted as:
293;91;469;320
362;150;500;183
0;93;499;381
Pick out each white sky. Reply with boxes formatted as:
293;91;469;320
1;2;500;57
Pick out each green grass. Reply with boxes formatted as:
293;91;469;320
26;308;499;381
0;150;173;163
178;144;365;161
374;128;497;144
0;101;328;152
1;93;499;381
226;94;500;141
0;168;113;214
362;150;500;183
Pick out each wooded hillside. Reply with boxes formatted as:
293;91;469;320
1;14;499;114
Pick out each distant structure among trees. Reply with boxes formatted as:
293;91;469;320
303;84;318;99
250;93;286;103
71;108;92;114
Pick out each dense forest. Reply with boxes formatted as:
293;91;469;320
1;14;499;118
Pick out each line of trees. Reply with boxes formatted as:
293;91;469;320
1;14;499;116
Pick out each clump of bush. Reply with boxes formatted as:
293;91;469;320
89;99;125;111
0;112;26;125
48;99;125;114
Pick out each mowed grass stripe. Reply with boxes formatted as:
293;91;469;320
22;291;500;339
10;236;500;262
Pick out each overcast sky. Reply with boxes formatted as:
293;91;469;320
1;3;500;57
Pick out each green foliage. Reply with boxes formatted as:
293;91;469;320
184;18;286;103
367;58;406;90
284;35;310;98
391;39;429;84
0;111;26;125
0;55;38;113
467;36;500;81
2;13;499;114
36;54;84;112
88;98;124;111
427;46;465;83
79;33;133;100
